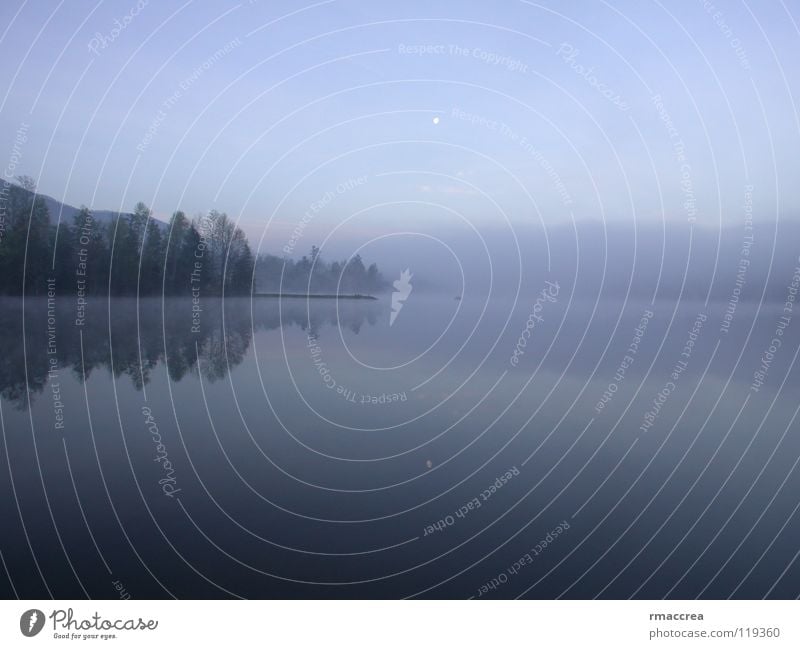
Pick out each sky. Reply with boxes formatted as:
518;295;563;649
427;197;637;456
0;0;798;261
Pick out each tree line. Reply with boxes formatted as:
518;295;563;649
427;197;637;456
0;177;255;296
255;245;387;294
0;177;387;296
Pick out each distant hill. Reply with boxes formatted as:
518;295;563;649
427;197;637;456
3;180;167;230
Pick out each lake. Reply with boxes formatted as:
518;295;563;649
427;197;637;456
1;293;799;598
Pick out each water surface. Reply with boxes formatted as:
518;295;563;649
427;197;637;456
1;294;799;598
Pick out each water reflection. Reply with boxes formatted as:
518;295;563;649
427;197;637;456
0;297;382;408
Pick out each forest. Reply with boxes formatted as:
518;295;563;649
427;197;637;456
0;177;386;296
255;246;387;294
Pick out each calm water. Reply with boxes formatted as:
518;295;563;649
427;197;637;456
2;294;800;598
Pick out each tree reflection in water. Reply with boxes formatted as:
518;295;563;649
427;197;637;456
0;297;381;408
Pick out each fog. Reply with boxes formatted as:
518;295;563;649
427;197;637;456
277;217;800;303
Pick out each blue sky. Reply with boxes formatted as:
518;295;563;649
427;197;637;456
0;0;798;256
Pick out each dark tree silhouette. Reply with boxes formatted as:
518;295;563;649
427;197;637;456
0;180;385;299
255;247;388;294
